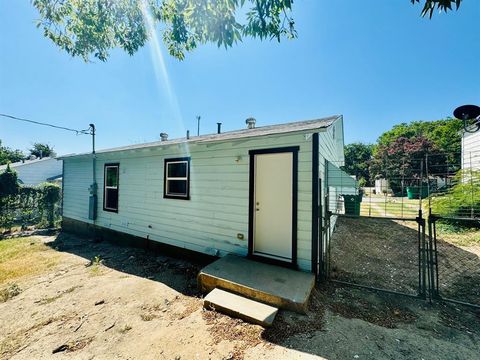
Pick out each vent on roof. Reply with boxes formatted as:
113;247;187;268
246;117;256;129
160;133;168;141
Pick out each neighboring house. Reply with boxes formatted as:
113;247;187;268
461;130;480;170
60;116;346;273
0;157;63;186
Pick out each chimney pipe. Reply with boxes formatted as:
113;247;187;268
160;132;168;141
246;117;256;129
217;122;222;134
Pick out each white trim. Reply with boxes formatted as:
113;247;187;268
165;160;189;198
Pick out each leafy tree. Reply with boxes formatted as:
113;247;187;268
29;143;56;158
0;140;24;165
343;143;374;185
411;0;461;18
376;118;463;164
33;0;462;62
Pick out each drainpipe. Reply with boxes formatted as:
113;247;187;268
88;124;98;227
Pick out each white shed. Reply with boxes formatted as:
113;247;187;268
59;116;346;274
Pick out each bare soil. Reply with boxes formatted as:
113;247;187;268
0;232;479;359
331;216;480;305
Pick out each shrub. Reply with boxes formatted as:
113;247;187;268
39;183;61;227
430;170;480;223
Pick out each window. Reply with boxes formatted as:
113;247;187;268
104;164;119;212
164;157;190;199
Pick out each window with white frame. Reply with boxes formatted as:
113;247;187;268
164;157;190;199
104;164;119;211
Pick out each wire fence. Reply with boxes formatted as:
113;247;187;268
324;151;480;307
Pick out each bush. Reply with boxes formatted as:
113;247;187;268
39;183;61;227
430;170;480;222
0;181;62;231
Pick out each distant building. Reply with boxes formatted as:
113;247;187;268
0;157;62;186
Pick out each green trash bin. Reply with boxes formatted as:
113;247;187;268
406;186;429;199
342;194;362;216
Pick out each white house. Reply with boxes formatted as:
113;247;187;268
60;116;348;274
0;157;63;186
461;130;480;170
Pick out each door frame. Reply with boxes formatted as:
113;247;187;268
248;146;299;268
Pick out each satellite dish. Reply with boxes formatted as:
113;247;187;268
453;105;480;133
453;104;480;120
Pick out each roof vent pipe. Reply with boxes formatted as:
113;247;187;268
160;132;168;141
217;122;222;134
246;117;256;129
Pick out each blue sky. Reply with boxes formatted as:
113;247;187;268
1;0;479;156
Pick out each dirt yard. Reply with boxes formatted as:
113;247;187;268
331;216;480;305
1;232;479;359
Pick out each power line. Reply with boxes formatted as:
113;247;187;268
0;113;91;135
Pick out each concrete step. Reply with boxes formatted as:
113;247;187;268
204;288;278;327
198;255;315;313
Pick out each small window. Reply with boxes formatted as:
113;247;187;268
104;164;119;212
164;157;190;199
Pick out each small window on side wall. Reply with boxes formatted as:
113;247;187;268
104;164;119;212
164;157;190;200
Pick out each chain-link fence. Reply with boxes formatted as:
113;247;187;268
323;151;479;307
329;216;424;297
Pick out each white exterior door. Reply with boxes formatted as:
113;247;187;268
253;152;293;261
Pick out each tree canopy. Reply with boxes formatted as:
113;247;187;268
343;118;464;191
343;143;374;186
0;141;24;166
371;118;463;191
29;143;56;158
33;0;462;62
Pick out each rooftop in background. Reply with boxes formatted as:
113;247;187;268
59;115;341;159
0;156;57;170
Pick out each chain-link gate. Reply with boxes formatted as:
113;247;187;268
319;151;480;308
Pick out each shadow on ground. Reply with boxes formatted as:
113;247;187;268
47;231;213;297
42;230;480;360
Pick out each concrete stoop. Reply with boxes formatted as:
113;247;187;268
204;288;278;327
198;255;315;314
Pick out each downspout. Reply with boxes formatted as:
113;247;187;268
88;124;98;236
311;132;319;277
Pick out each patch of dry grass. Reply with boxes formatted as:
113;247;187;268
0;236;60;285
439;229;480;247
0;283;22;302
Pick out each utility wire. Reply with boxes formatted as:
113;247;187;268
0;113;91;135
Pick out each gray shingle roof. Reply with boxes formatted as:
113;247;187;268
59;115;340;159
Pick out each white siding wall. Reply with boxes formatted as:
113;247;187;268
63;132;316;271
462;131;480;170
11;158;62;186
